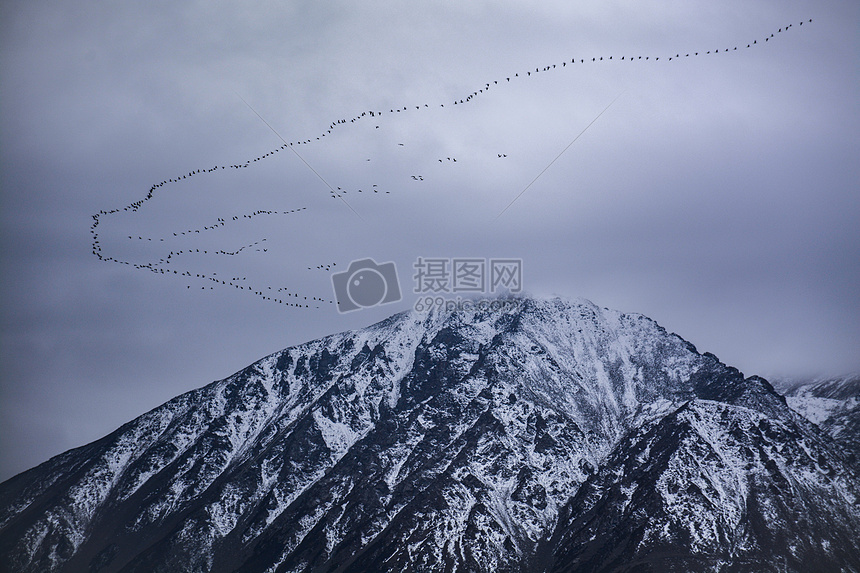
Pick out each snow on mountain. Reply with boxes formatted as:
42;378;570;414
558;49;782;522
1;297;857;573
776;376;860;459
549;399;860;572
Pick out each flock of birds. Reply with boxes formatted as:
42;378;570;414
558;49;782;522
90;20;811;309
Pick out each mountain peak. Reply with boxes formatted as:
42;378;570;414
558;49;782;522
2;295;857;572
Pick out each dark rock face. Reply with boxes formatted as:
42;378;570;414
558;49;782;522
1;298;858;573
550;401;860;573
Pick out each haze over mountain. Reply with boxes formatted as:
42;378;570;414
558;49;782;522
1;297;858;572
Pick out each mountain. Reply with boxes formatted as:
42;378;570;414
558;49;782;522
1;297;858;573
775;376;860;460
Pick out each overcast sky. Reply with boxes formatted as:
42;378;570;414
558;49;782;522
1;0;858;482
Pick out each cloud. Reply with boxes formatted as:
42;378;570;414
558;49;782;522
1;0;858;481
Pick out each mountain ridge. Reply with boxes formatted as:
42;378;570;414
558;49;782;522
775;375;860;461
1;296;857;572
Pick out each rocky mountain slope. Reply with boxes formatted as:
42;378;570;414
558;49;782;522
776;376;860;459
1;297;857;572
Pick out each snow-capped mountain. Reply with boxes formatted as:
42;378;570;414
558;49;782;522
1;297;858;573
550;399;859;572
776;376;860;460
